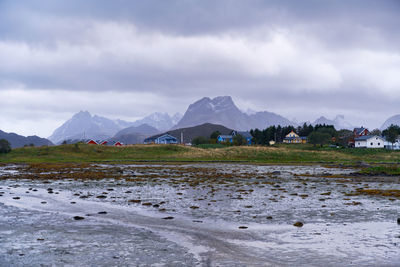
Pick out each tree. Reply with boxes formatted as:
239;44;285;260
337;129;353;147
233;134;246;146
370;128;382;136
192;136;209;145
0;139;11;153
383;125;400;146
210;131;221;140
308;132;331;147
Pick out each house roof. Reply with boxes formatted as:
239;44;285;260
156;134;177;141
354;127;368;135
236;131;253;139
354;135;384;141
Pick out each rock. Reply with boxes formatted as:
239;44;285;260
70;202;76;204
12;197;20;200
266;216;273;220
73;216;85;220
271;171;281;175
238;226;248;229
96;195;107;199
98;211;107;214
293;221;304;227
397;218;400;224
129;199;141;203
162;216;174;220
41;201;47;204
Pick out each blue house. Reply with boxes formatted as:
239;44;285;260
217;131;253;145
144;133;178;144
232;131;253;145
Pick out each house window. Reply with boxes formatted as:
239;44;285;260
378;143;380;145
370;142;373;146
358;142;360;145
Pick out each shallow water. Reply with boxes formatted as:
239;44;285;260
0;164;399;266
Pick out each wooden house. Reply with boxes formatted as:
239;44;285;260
355;135;384;148
283;131;307;144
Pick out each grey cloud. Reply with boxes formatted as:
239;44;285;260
0;0;400;137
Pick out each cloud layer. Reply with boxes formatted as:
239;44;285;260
1;0;400;136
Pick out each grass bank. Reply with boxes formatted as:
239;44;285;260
1;143;400;165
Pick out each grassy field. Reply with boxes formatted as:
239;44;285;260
1;143;400;165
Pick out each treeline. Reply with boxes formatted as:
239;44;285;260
250;123;365;147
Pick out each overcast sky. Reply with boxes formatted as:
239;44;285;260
1;0;400;137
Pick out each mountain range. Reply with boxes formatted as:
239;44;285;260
45;95;399;145
0;130;53;148
48;111;181;144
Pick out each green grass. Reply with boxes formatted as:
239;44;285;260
359;165;400;175
1;143;400;164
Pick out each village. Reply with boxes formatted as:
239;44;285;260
83;124;400;150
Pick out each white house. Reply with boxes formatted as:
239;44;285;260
354;135;385;148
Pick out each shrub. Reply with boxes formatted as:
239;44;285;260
0;139;12;153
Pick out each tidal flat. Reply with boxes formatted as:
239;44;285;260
0;163;399;266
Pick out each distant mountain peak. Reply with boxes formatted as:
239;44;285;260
313;115;353;130
174;96;293;130
381;114;400;130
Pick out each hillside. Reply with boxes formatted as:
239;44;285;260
148;123;233;143
0;130;53;148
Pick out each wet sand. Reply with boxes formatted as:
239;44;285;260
1;164;399;266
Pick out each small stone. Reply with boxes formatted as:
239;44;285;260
13;197;20;200
162;216;174;220
397;218;400;225
266;216;273;220
98;211;107;214
293;221;304;227
73;216;85;220
238;226;248;229
70;202;76;204
41;201;47;204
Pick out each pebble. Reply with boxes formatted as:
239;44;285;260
293;222;304;227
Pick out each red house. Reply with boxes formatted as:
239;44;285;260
348;127;370;147
86;139;98;145
113;141;122;146
99;140;108;145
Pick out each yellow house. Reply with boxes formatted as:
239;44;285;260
283;131;307;144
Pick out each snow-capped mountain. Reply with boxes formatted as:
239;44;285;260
173;96;293;130
380;114;400;130
49;111;182;144
48;111;131;144
131;112;182;131
312;115;354;130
